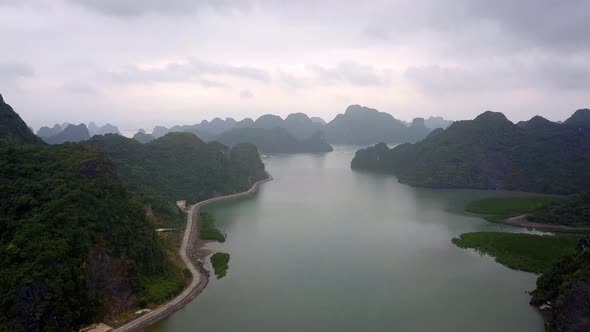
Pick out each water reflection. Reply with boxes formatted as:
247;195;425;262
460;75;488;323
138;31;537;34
149;146;544;332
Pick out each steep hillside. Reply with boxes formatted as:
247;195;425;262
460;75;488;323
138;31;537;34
352;110;590;194
406;118;431;143
0;94;43;145
529;192;590;226
564;108;590;133
133;131;156;144
37;124;64;139
531;237;590;332
89;133;267;203
424;116;453;129
0;100;184;330
325;105;416;145
44;124;91;144
88;122;120;136
281;113;324;140
216;127;333;154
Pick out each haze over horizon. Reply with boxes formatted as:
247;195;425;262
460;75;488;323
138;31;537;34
2;0;589;131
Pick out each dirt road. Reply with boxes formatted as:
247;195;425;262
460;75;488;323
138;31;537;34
114;173;272;332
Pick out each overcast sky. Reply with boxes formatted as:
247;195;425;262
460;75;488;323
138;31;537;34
2;0;589;132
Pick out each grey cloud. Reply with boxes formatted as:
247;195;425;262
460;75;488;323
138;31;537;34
221;65;270;83
68;0;250;17
62;82;101;95
404;65;485;95
0;62;34;79
107;59;270;85
199;79;229;88
405;58;590;95
308;62;392;87
462;0;590;50
0;0;20;6
365;0;590;54
240;89;254;100
277;70;307;91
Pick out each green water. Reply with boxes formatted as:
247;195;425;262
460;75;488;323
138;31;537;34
148;146;545;332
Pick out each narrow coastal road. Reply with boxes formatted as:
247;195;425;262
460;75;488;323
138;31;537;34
115;173;273;332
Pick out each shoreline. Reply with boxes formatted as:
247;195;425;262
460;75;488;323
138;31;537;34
503;215;590;233
114;172;273;332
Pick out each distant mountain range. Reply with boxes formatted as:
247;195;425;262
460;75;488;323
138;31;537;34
87;122;120;136
424;116;453;130
34;104;453;152
37;122;120;144
133;131;156;144
351;109;590;194
131;105;453;152
217;127;333;154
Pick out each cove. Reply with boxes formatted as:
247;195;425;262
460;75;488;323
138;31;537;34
148;146;544;332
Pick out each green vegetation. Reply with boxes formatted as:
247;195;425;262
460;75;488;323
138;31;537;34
0;94;266;330
352;110;590;194
0;143;184;331
452;232;581;273
88;133;267;251
199;212;226;243
324;105;420;144
530;237;590;332
217;127;333;153
132;131;155;144
465;196;563;222
210;252;230;279
89;133;267;204
529;192;590;227
138;273;187;307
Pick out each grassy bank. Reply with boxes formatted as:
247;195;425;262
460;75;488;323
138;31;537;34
452;232;581;273
199;212;226;242
465;196;563;222
210;252;230;279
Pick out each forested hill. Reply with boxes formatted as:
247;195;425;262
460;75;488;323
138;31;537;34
324;105;432;144
531;236;590;332
216;127;333;154
89;132;267;204
0;97;184;331
351;110;590;194
0;93;43;145
43;123;91;144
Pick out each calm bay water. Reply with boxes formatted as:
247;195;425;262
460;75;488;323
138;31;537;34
149;146;544;332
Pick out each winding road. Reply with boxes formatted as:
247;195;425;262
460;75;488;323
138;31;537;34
115;173;273;332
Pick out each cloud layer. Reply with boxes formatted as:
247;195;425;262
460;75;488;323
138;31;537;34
1;0;589;130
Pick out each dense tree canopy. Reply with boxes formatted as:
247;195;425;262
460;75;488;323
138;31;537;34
531;237;590;332
0;143;181;331
217;127;333;154
89;132;267;204
0;95;267;330
352;110;590;194
530;192;590;226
